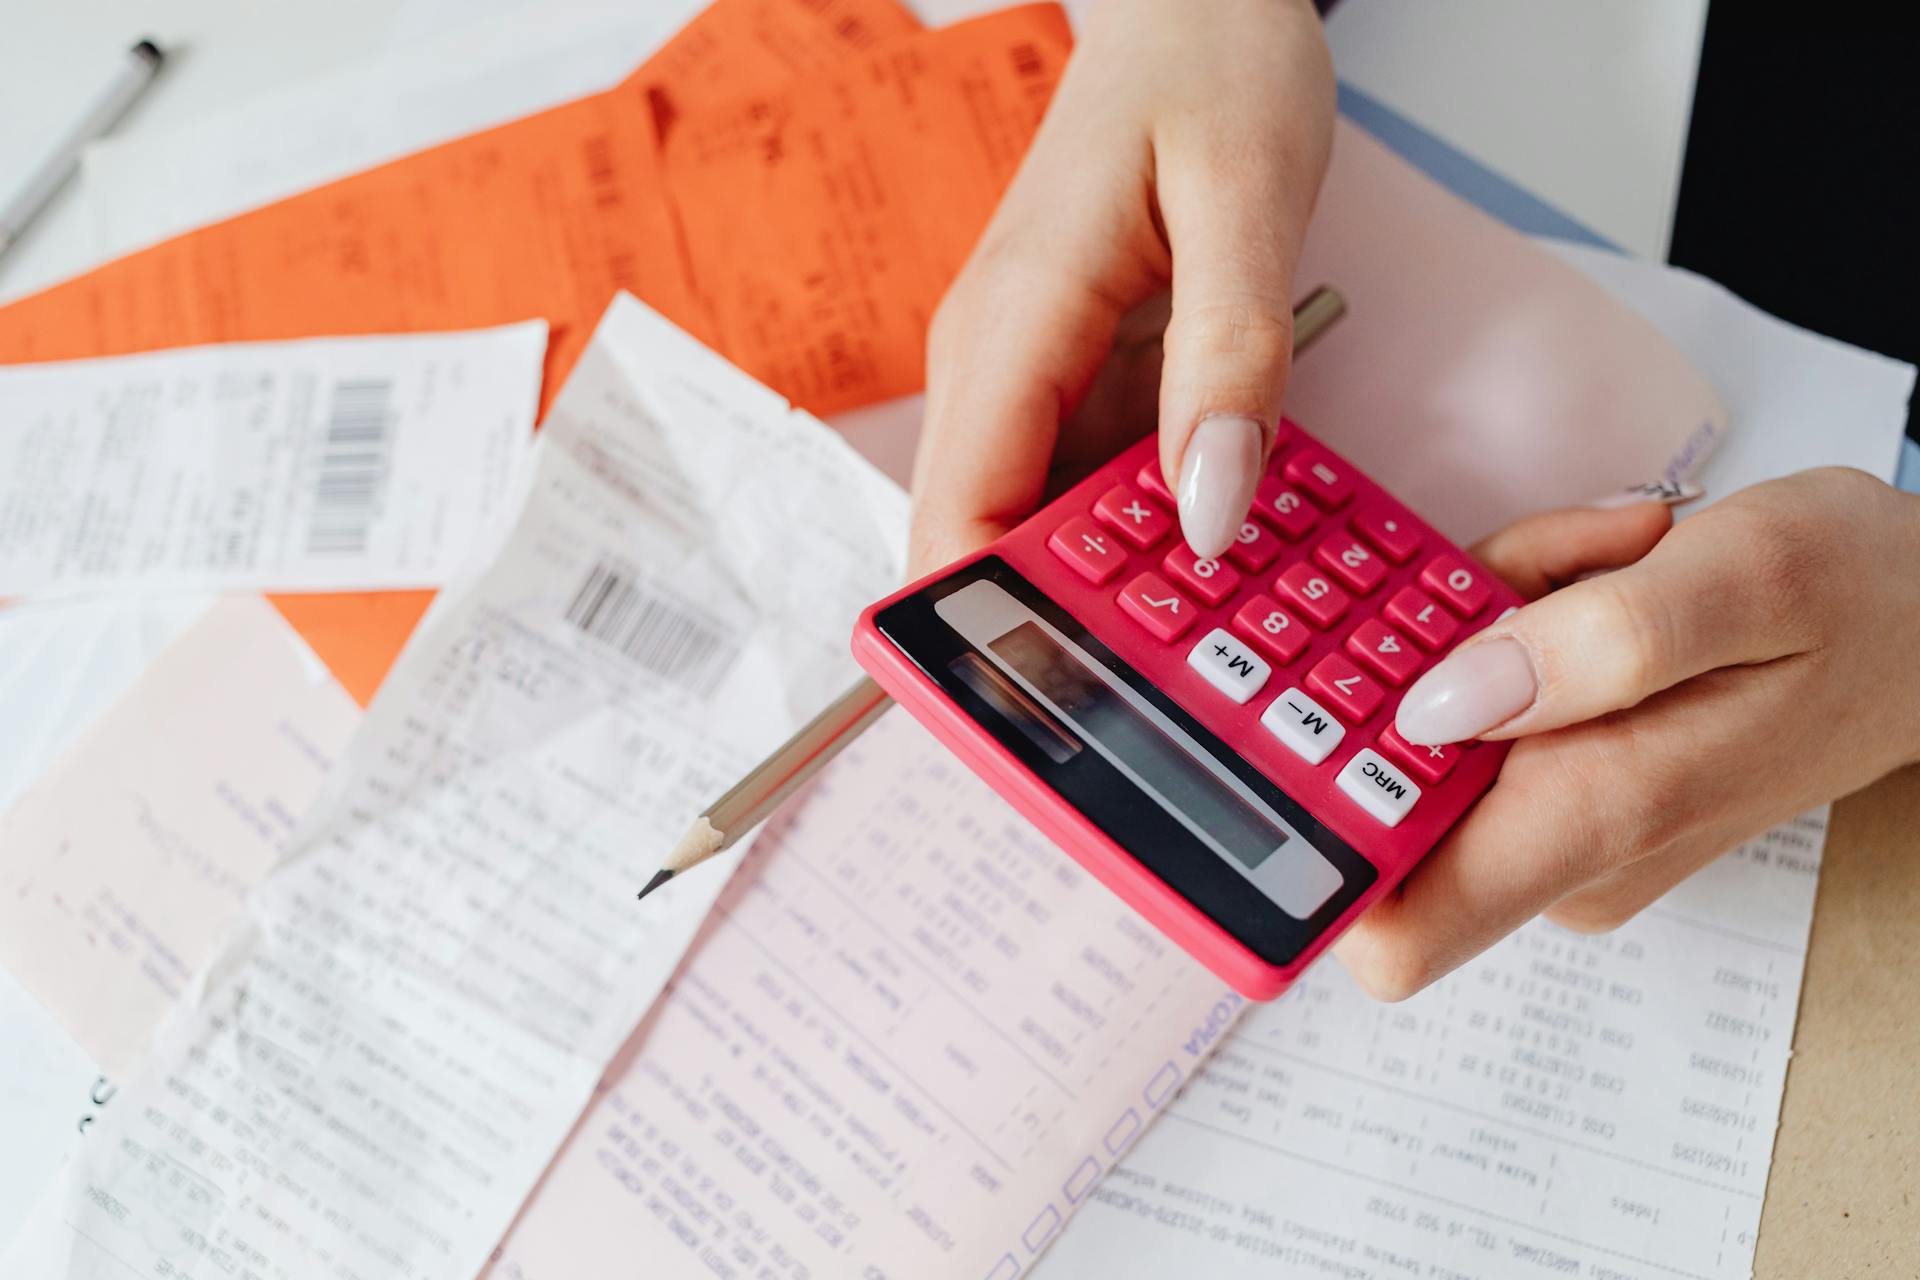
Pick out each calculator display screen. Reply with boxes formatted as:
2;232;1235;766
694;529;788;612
983;622;1286;872
874;557;1373;965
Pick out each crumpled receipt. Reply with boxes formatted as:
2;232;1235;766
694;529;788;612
2;294;906;1279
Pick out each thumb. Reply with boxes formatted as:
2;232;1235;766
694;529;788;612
1153;114;1327;559
1395;499;1805;746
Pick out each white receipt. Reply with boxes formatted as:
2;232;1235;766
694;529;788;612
1042;813;1827;1280
0;595;359;1079
0;321;546;597
2;294;907;1279
488;710;1231;1280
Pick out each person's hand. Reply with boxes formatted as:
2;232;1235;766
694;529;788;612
1336;469;1920;1000
907;0;1335;575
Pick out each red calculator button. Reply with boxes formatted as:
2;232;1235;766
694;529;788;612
1283;447;1354;510
1351;506;1425;564
1273;562;1350;629
1136;461;1175;505
1094;485;1174;550
1252;477;1318;541
1378;723;1460;785
1117;572;1197;642
1226;518;1283;572
1313;534;1387;595
1305;651;1384;724
1162;544;1241;606
1346;617;1422;687
1384;585;1459;651
1232;595;1309;665
1048;515;1126;585
1420;555;1492;617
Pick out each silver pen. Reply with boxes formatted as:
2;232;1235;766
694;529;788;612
0;39;166;260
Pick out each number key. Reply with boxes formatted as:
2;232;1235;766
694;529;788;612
1346;617;1422;686
1136;461;1175;505
1273;562;1350;629
1048;515;1125;584
1093;484;1173;550
1252;477;1317;541
1420;554;1492;617
1117;572;1196;642
1226;519;1283;572
1384;585;1459;651
1231;595;1308;664
1305;651;1385;724
1313;534;1387;595
1162;543;1241;606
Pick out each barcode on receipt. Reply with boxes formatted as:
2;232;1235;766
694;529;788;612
307;378;395;555
564;561;741;698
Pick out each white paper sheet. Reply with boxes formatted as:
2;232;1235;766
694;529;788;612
1544;240;1918;500
487;710;1230;1280
0;321;545;597
0;592;212;814
82;5;698;258
1040;813;1827;1280
0;968;101;1259
1;294;907;1279
0;595;360;1079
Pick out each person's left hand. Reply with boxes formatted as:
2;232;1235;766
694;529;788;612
1335;468;1920;1001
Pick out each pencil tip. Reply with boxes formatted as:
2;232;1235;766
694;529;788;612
637;868;676;902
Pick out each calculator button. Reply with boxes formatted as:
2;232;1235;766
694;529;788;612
1162;544;1241;606
1273;562;1350;629
1252;477;1318;541
1136;461;1175;504
1232;595;1308;664
1313;535;1387;595
1420;555;1493;618
1283;448;1354;510
1049;516;1126;584
1094;485;1174;550
1336;749;1422;827
1305;651;1384;724
1346;617;1422;687
1225;519;1283;572
1187;628;1271;704
1384;586;1459;651
1378;723;1460;785
1351;507;1424;564
1260;687;1346;765
1117;572;1197;642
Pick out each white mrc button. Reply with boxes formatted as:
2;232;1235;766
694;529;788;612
1336;749;1422;826
1186;627;1270;704
1260;687;1345;765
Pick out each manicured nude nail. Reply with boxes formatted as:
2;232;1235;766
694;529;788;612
1177;415;1264;559
1587;480;1705;510
1395;637;1537;745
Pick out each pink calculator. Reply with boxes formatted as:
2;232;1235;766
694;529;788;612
853;422;1520;1000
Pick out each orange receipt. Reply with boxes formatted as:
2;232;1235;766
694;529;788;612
0;0;1070;700
663;3;1073;414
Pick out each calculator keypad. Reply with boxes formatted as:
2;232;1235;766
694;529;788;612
1022;426;1513;838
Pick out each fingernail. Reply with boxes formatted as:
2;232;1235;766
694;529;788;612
1177;415;1264;558
1587;480;1705;510
1395;637;1537;745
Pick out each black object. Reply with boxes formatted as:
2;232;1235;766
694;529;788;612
1668;12;1918;440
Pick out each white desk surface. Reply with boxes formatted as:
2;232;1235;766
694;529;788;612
0;0;1702;304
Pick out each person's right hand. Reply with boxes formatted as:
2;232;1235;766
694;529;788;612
907;0;1336;576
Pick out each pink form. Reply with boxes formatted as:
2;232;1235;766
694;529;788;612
489;708;1232;1280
